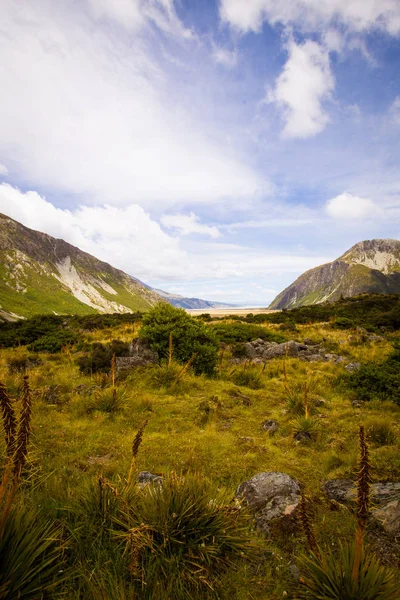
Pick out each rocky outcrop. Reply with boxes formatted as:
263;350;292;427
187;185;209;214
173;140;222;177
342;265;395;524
236;472;301;533
116;338;158;374
269;239;400;309
323;479;400;535
237;339;345;364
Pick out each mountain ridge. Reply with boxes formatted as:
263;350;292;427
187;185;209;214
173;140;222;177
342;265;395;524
0;213;237;319
269;239;400;309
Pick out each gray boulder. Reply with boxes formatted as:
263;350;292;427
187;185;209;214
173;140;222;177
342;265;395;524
323;479;400;535
374;499;400;535
323;479;400;505
241;339;346;365
116;338;158;374
236;472;300;533
262;420;279;435
136;471;163;488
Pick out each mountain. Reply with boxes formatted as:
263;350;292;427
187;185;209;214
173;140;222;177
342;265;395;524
152;288;236;310
269;239;400;310
0;213;164;320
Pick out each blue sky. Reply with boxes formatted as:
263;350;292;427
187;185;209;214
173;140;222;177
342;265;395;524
0;0;399;305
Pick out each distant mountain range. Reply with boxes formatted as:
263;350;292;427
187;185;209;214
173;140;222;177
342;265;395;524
152;288;235;310
269;239;400;309
0;214;234;320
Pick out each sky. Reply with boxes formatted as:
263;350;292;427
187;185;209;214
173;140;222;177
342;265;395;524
0;0;400;306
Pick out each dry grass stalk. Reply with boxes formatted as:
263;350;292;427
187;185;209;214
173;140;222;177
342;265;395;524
351;424;372;586
13;376;33;480
0;381;17;456
111;353;116;388
171;353;198;387
304;381;310;419
124;524;155;581
168;332;173;367
127;419;149;484
298;494;319;558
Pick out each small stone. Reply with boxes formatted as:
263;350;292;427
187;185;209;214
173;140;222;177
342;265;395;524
294;431;312;443
136;471;163;488
345;362;361;372
262;420;279;435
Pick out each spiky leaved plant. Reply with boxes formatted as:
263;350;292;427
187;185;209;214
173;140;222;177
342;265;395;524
0;378;65;598
0;381;17;457
296;425;398;600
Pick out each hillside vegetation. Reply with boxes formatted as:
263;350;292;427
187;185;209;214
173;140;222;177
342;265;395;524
1;294;400;599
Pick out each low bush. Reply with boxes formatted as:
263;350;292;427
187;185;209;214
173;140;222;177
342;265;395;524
29;330;78;353
77;340;130;374
210;322;284;344
346;346;400;405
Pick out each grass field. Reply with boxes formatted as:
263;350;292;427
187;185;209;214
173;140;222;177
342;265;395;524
1;305;400;598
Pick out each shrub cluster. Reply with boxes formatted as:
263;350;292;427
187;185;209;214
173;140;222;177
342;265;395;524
77;339;130;374
209;322;284;344
0;313;143;349
345;346;400;405
140;304;219;376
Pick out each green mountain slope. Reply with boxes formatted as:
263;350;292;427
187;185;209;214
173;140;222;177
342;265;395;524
269;239;400;310
0;213;164;319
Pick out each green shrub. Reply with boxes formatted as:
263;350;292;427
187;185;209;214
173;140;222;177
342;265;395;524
365;418;397;446
119;473;256;599
140;304;219;376
297;542;398;599
346;348;400;405
77;340;130;374
210;322;284;344
6;354;41;373
332;317;354;330
29;330;78;353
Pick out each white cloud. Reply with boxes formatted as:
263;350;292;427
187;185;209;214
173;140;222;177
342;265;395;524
0;1;265;208
87;0;194;38
0;184;329;288
325;192;381;219
161;212;221;238
267;40;334;138
390;97;400;125
0;164;8;177
220;0;400;36
0;183;183;280
212;46;238;68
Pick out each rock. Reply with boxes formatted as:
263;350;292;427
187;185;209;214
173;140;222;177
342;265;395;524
313;397;327;407
116;339;158;374
236;472;300;533
262;420;279;435
303;338;319;346
130;338;159;362
374;499;400;535
323;479;400;506
136;471;163;487
345;362;361;372
294;431;312;443
368;335;385;342
240;339;345;364
325;353;346;363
